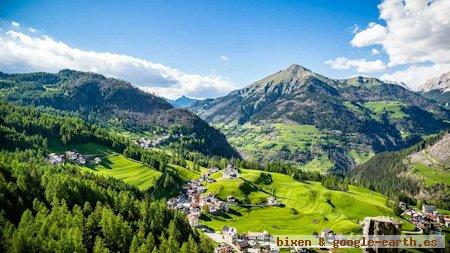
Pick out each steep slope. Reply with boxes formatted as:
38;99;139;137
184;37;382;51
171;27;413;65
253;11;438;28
168;95;200;108
352;132;449;209
420;70;450;107
191;64;449;172
0;69;238;158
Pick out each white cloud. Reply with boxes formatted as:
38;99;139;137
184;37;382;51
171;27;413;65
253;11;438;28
0;30;236;99
28;27;37;33
351;0;450;66
325;57;387;73
327;0;450;89
350;22;387;48
381;63;450;90
371;48;381;55
11;21;20;27
220;55;230;62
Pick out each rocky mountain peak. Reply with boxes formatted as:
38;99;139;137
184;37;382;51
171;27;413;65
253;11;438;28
421;70;450;92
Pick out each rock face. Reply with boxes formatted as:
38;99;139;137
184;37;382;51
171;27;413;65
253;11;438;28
420;70;450;107
408;133;450;166
420;71;450;93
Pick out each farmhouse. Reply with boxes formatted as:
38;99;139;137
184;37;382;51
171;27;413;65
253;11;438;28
222;226;238;244
48;153;64;164
267;196;278;206
93;157;102;164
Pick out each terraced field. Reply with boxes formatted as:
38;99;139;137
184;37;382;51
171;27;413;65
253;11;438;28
201;169;411;235
82;154;162;191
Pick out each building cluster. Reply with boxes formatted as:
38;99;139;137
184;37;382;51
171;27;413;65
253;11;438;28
167;166;232;228
48;151;101;165
400;202;449;234
217;226;278;253
135;133;197;148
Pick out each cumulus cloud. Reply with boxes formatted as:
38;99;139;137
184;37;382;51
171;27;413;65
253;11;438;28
11;21;20;27
28;27;37;33
325;57;386;73
351;0;450;66
381;63;450;90
327;0;450;89
0;29;235;99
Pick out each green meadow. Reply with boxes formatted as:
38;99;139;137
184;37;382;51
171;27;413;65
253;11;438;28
200;169;413;235
363;101;407;120
81;154;162;191
411;163;450;186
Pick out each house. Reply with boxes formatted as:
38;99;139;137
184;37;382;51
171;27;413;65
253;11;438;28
65;151;77;160
166;198;177;209
320;228;334;238
77;156;86;164
209;204;219;214
267;196;278;206
246;231;270;241
227;195;236;202
422;205;436;214
222;226;238;244
93;157;102;164
223;164;239;179
187;212;200;227
398;201;407;210
235;240;251;252
210;167;220;173
48;153;64;164
214;243;233;253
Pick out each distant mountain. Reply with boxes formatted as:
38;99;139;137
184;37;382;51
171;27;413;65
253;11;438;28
191;64;449;173
0;69;238;158
420;70;450;107
168;95;199;108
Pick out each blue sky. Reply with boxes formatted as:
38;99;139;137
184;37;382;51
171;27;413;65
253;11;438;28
1;0;449;98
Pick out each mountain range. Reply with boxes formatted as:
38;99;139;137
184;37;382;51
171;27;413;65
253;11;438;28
0;69;238;158
190;64;450;173
420;70;450;107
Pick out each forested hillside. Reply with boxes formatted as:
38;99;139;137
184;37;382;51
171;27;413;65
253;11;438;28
0;70;238;158
351;132;450;209
0;102;216;252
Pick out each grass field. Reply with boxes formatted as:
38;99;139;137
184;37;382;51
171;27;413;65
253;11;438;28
411;163;450;186
81;154;162;191
201;169;412;235
363;101;407;120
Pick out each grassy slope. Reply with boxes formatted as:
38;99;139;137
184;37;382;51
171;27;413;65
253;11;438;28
81;154;162;191
200;169;411;235
411;163;450;186
217;122;335;173
49;140;162;191
363;101;407;120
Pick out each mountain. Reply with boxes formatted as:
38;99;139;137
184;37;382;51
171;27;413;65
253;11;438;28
420;70;450;107
168;95;200;108
0;69;238;158
191;64;449;173
351;132;449;209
